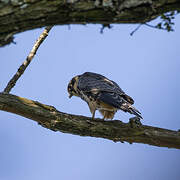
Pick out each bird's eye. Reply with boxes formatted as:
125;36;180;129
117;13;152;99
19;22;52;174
68;84;74;92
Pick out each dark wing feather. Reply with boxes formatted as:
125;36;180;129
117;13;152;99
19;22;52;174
120;94;134;104
97;92;124;109
78;72;124;94
78;72;134;104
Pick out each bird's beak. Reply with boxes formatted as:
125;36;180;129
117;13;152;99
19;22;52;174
69;94;73;98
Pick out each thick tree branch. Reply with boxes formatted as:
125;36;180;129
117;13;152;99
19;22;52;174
0;93;180;149
3;26;52;93
0;0;180;46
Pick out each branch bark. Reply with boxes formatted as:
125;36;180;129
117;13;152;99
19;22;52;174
0;92;180;149
0;0;180;47
3;26;52;93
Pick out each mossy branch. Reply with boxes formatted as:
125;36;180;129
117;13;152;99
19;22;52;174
0;93;180;149
0;0;180;46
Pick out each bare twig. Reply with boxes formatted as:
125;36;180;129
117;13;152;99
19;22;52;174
144;23;164;30
3;26;53;93
130;24;142;36
100;24;113;34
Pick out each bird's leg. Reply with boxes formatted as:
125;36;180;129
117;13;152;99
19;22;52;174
92;110;96;120
103;111;107;120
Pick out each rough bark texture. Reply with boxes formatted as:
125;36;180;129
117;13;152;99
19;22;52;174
0;0;180;46
0;92;180;149
3;26;52;93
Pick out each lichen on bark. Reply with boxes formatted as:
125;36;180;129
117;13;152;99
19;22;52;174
0;0;180;46
0;93;180;149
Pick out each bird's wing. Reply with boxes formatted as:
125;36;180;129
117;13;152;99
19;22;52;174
97;91;142;119
78;72;134;104
98;91;124;109
78;72;124;93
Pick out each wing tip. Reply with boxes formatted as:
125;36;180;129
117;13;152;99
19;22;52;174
130;106;143;119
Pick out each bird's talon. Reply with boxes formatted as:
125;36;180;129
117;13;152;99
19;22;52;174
129;116;142;128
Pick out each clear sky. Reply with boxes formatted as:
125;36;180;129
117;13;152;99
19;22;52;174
0;15;180;180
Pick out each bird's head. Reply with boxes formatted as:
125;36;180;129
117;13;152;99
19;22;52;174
67;76;80;98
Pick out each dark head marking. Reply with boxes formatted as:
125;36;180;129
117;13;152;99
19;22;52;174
67;76;79;98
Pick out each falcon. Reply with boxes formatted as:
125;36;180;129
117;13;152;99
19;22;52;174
67;72;142;120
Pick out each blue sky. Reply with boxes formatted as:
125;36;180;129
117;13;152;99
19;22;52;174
0;15;180;180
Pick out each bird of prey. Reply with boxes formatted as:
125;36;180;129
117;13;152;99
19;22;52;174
67;72;142;120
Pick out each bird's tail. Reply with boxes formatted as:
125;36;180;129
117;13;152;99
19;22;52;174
121;103;143;119
129;105;143;119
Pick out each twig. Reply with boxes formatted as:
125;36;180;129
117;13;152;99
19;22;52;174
3;26;53;93
130;22;174;36
144;23;158;29
130;24;142;36
100;24;113;34
144;23;173;31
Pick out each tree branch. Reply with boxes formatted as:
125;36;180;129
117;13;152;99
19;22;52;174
0;93;179;149
0;0;180;47
3;26;52;93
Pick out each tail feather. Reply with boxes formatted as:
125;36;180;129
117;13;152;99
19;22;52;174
121;103;143;119
129;106;143;119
